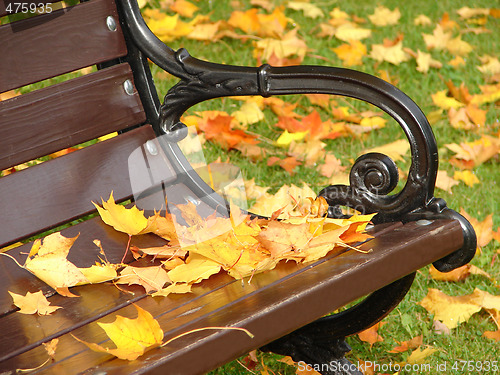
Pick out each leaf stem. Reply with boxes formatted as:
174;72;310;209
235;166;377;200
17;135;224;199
121;234;132;264
161;326;254;347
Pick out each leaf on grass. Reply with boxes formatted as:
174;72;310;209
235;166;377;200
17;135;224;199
477;55;500;75
435;170;459;193
445;135;500;169
169;0;198;18
388;335;423;353
368;6;401;26
334;23;372;42
370;40;409;65
287;1;324;19
460;210;493;248
74;304;163;361
362;139;409;162
9;291;61;315
405;346;437;364
431;90;464;110
453;170;480;187
419;288;500;329
357;322;386;347
332;40;367;67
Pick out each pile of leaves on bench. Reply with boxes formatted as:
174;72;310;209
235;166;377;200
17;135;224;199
3;191;374;363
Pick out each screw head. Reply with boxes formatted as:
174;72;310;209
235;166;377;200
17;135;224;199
123;80;134;95
106;16;117;32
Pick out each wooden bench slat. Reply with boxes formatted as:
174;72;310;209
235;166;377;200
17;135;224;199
0;125;177;247
0;0;127;92
0;220;463;374
0;63;146;171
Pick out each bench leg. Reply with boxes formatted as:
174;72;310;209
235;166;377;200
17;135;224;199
261;273;415;375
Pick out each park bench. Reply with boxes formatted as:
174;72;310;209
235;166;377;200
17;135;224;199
0;0;477;374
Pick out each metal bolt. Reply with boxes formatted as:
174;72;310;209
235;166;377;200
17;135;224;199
106;16;117;32
145;140;158;156
123;80;134;95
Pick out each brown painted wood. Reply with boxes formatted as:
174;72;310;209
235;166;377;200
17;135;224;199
0;220;463;374
0;0;127;92
0;126;177;247
0;64;146;171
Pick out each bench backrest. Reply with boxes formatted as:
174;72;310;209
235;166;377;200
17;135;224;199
0;0;159;247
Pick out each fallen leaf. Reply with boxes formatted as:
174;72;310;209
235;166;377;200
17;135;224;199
446;35;473;56
370;40;409;65
232;100;265;126
419;288;500;329
43;338;59;359
287;1;324;19
432;90;464;110
334;23;372;42
169;0;198;18
405;346;437;364
459;210;493;248
388;335;423;353
368;6;400;26
436;170;459;193
446;135;500;169
362;139;410;162
429;264;471;282
457;7;490;19
117;265;170;293
414;14;432;26
358;322;386;347
93;192;156;236
74;304;163;361
9;291;62;315
423;25;452;50
23;233;89;294
152;283;192;297
332;40;367;66
453;170;480;187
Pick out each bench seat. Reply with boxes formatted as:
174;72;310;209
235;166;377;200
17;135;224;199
0;218;462;374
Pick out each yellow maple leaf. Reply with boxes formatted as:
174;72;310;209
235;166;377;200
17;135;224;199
470;83;500;105
24;233;89;295
362;139;410;162
93;192;156;236
9;290;61;315
117;265;170;293
232;100;265;126
453;170;480;187
332;40;367;66
445;135;500;168
435;170;459;193
370;40;409;65
477;55;500;75
446;35;473;56
431;90;465;110
334;23;372;42
168;254;222;284
275;129;309;147
368;6;401;26
188;21;222;41
152;283;192;297
415;50;443;73
143;10;193;42
423;25;452;50
253;29;308;62
414;14;432;26
405;346;437;364
457;6;490;19
169;0;198;18
74;304;163;361
419;288;482;329
287;1;324;19
79;263;117;284
459;210;493;248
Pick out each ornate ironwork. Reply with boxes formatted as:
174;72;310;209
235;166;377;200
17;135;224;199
117;0;477;372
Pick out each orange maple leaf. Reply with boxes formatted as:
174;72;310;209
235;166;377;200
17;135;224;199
358;321;386;347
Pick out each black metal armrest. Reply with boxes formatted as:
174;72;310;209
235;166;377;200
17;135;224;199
116;0;475;272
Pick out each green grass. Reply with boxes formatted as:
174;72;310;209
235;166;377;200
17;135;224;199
141;0;500;373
